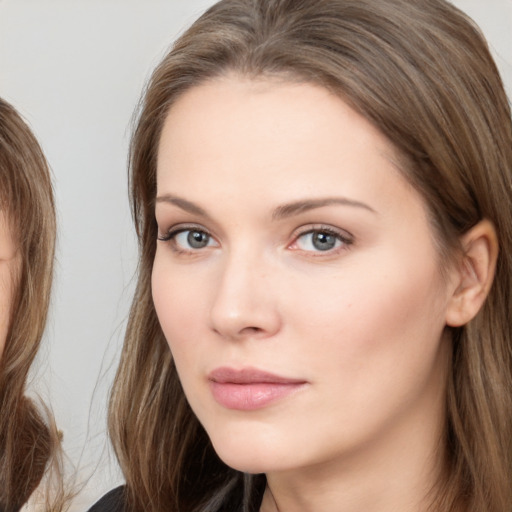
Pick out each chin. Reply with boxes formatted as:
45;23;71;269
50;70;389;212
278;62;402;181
214;449;284;475
207;427;302;475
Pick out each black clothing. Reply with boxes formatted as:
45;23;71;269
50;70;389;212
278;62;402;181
87;474;265;512
88;486;125;512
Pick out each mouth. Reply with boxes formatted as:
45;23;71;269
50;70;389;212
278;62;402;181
207;367;307;411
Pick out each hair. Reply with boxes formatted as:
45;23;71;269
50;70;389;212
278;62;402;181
108;0;512;511
0;98;66;511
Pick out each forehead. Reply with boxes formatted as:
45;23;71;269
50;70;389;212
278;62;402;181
157;77;419;211
157;77;402;182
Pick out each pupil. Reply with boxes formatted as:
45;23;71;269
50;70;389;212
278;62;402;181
313;232;336;251
188;231;208;248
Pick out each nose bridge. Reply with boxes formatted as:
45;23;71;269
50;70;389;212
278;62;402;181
209;243;280;340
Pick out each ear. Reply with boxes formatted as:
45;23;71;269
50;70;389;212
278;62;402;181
445;219;498;327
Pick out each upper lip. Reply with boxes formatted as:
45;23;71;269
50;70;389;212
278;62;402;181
208;366;305;385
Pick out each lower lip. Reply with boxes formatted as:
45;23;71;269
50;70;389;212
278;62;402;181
209;381;305;410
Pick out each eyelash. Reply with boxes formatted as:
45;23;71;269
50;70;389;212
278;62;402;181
157;224;215;254
290;225;353;255
157;224;353;256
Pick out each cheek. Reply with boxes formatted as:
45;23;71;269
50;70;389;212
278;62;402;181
271;260;450;456
151;255;207;354
285;254;449;382
152;256;217;412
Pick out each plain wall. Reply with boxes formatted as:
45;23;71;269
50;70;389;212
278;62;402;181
0;0;511;508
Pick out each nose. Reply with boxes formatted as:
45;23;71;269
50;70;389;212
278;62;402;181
209;251;282;341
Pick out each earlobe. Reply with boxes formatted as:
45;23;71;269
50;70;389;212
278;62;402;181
445;219;498;327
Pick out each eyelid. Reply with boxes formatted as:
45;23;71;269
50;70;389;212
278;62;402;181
157;223;217;246
288;224;354;252
158;222;203;239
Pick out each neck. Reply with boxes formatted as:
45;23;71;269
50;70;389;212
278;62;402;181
261;432;447;512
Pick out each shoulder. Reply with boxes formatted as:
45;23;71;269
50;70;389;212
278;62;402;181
87;486;126;512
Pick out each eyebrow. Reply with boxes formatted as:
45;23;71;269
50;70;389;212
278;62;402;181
155;194;210;218
272;197;377;220
155;194;376;220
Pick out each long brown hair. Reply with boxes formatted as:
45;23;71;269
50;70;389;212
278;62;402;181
0;98;65;511
109;1;512;510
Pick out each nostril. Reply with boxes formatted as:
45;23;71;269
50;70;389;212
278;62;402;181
243;326;263;334
213;324;270;340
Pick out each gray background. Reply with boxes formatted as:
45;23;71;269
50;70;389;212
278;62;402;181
0;0;511;508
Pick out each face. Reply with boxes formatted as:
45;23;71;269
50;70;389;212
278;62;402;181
152;77;456;476
0;211;18;358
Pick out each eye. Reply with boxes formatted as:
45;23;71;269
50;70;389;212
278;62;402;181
177;230;211;249
291;227;352;253
158;226;217;251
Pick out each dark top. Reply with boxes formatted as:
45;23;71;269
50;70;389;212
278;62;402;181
88;486;125;512
87;475;265;512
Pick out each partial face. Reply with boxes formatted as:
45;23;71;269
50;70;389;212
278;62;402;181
152;78;455;475
0;211;18;358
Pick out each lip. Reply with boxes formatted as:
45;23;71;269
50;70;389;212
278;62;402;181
208;367;307;411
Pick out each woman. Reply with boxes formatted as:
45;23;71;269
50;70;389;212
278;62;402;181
0;98;65;511
95;0;512;510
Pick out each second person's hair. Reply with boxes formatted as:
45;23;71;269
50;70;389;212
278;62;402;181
0;98;65;512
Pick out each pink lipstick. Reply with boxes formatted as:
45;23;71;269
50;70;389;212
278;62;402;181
208;367;306;410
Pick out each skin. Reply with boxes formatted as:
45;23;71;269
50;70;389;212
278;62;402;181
152;77;462;512
0;211;18;358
